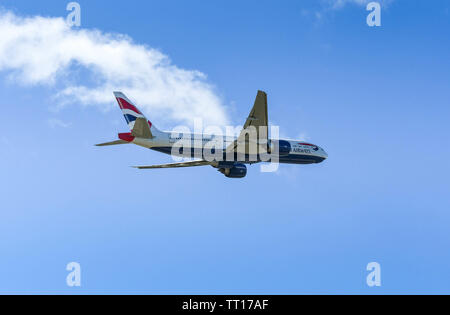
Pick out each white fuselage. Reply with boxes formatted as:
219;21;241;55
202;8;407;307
131;131;328;165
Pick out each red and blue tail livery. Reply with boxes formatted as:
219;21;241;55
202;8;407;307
114;92;147;129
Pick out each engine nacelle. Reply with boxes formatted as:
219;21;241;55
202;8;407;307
220;163;247;179
270;140;291;156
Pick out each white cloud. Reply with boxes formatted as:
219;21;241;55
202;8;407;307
326;0;394;10
328;0;370;8
0;10;229;126
302;0;394;24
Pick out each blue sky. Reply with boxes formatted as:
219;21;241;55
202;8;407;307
0;0;449;294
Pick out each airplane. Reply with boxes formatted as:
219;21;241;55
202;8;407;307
96;91;328;178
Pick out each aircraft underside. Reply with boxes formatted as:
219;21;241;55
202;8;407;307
150;147;326;165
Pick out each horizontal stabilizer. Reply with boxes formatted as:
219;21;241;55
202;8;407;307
95;140;129;147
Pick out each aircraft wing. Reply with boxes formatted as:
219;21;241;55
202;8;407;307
226;90;269;155
132;160;211;169
95;140;129;147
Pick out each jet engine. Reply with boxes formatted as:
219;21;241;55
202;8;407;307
219;163;247;179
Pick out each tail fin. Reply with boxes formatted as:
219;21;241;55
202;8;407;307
114;91;160;139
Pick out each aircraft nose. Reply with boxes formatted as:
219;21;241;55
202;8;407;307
320;148;328;160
